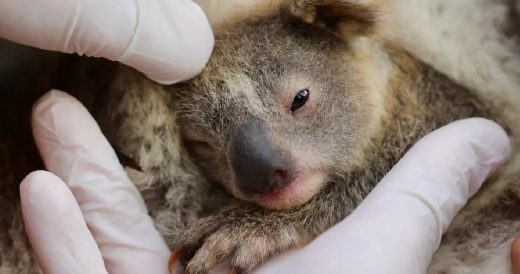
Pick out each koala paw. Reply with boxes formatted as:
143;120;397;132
171;204;302;274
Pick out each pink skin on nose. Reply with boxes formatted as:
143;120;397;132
257;170;326;210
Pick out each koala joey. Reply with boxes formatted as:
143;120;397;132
51;1;518;274
155;1;509;274
1;0;519;273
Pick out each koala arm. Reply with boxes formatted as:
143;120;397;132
22;89;510;274
176;119;511;274
0;0;213;84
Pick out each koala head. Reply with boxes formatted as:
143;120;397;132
174;0;389;210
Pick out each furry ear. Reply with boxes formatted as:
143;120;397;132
285;0;385;35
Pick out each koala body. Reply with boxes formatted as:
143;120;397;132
0;0;519;274
86;1;519;273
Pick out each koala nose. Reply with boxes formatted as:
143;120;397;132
229;119;294;196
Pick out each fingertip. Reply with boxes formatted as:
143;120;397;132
449;117;511;159
404;118;511;190
30;89;123;182
152;0;214;84
442;118;511;194
20;170;61;196
20;170;109;274
127;0;214;84
20;170;78;243
31;90;88;146
417;118;510;158
176;0;214;81
32;89;79;118
20;170;76;219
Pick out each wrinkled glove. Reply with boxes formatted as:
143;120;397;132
21;90;510;274
24;90;171;274
0;0;213;84
255;117;510;274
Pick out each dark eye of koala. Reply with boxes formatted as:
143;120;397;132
291;89;310;112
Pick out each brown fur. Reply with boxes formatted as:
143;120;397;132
0;0;518;273
166;8;497;271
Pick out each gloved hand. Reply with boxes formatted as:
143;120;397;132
254;118;511;274
21;90;511;274
24;90;171;274
0;0;213;84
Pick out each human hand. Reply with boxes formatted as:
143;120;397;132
22;90;171;274
21;90;511;274
0;0;213;84
253;117;510;274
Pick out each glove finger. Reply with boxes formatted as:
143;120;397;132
0;0;213;84
333;118;510;274
254;118;511;274
20;171;108;274
32;90;170;274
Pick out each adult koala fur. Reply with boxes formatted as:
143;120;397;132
0;0;519;273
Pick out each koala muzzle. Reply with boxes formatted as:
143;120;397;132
229;118;294;196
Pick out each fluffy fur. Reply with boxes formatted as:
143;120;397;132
0;0;518;273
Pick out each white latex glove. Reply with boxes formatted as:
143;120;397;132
21;90;511;274
255;119;510;274
0;0;213;84
23;90;170;274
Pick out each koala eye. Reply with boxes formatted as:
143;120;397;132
291;89;309;112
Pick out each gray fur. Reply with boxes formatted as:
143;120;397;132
0;0;519;274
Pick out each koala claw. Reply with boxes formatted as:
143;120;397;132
228;268;239;274
176;205;300;274
168;248;182;274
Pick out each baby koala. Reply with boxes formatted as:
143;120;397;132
163;0;502;273
0;1;517;273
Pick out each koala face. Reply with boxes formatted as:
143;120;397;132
175;8;377;210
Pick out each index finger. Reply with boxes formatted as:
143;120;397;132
254;118;511;274
21;171;108;274
32;90;170;274
0;0;213;84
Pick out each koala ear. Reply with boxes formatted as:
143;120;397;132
285;0;385;35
